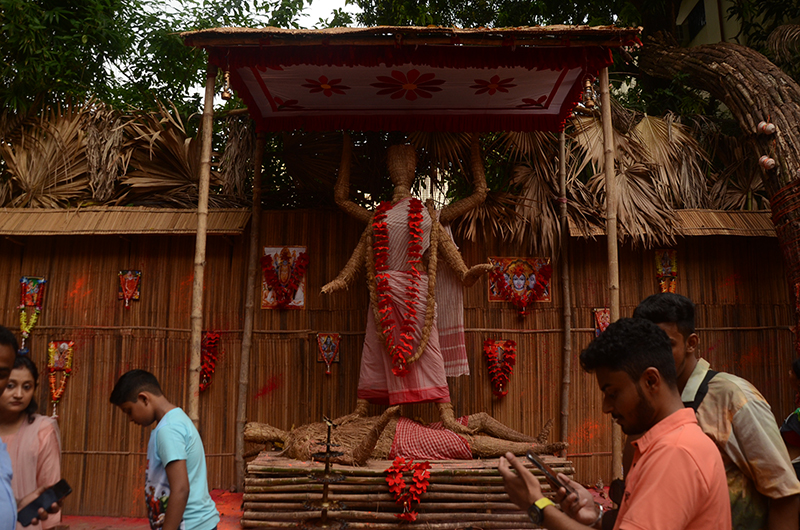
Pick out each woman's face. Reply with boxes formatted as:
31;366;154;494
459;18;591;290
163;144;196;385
0;367;36;415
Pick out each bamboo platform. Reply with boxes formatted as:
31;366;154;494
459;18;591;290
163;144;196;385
242;451;575;529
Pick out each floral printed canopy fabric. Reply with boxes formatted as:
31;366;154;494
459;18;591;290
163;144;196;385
210;44;617;132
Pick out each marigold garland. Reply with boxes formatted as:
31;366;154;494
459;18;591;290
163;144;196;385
483;339;517;397
48;340;74;417
261;251;309;309
199;332;220;392
384;457;431;522
365;198;438;376
490;263;552;316
18;277;46;354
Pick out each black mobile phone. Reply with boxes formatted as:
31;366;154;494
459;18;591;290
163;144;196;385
17;479;72;527
525;450;574;495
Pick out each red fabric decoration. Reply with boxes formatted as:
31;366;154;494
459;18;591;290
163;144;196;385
483;339;516;397
385;457;431;522
261;251;309;309
372;198;424;377
199;332;220;393
490;263;552;316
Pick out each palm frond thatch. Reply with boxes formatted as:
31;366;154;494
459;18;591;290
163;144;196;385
86;103;130;203
453;190;523;242
0;103;91;208
219;116;254;200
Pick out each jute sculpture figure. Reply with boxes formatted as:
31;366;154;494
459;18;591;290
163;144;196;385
322;135;492;434
245;407;567;466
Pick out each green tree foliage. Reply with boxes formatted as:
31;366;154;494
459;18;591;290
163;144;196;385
0;0;131;112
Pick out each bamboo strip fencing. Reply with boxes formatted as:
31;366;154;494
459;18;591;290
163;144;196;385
241;452;574;529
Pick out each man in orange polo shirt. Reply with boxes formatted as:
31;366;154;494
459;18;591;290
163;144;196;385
499;318;730;530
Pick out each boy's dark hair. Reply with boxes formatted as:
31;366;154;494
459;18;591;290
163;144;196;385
632;293;696;339
13;355;39;422
580;317;678;388
0;325;19;353
792;358;800;380
109;369;163;406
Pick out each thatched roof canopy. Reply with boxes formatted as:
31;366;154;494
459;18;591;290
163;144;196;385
181;26;641;133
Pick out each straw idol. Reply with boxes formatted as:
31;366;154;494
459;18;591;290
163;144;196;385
322;134;493;435
245;407;566;466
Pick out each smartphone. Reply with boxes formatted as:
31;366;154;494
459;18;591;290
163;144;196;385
525;450;574;495
17;479;72;527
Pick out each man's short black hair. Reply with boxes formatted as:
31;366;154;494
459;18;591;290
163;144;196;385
632;292;696;339
109;369;163;406
0;325;19;352
580;317;678;388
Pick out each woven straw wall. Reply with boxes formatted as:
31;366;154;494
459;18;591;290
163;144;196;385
0;208;792;517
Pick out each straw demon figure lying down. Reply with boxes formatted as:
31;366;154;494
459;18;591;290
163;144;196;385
244;407;566;466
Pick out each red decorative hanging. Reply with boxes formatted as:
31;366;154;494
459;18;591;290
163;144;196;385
118;270;142;308
372;198;424;377
48;340;74;418
483;339;516;397
316;333;340;375
261;249;309;309
199;332;220;393
385;457;431;522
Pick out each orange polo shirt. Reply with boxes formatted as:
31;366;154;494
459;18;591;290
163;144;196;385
616;407;731;530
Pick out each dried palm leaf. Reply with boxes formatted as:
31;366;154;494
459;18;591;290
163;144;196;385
219;116;254;200
453;189;523;243
492;131;557;164
121;101;235;207
631;113;709;208
86;103;130;203
508;162;561;256
768;24;800;64
0;103;91;208
408;131;473;185
587;162;677;247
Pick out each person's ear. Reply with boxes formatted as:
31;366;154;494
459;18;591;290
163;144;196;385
686;333;700;358
642;367;661;392
137;392;150;406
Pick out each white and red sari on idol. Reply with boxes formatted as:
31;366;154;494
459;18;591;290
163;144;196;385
358;198;469;405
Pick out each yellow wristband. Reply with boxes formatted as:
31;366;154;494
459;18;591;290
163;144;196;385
535;497;556;511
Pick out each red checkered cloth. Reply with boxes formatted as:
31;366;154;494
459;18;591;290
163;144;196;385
389;416;472;460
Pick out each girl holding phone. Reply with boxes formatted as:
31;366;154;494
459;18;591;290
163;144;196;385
0;356;61;529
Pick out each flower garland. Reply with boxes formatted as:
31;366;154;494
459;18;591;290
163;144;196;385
261;251;309;309
385;457;431;522
367;198;439;376
48;340;74;417
199;332;220;392
483;339;517;397
490;263;552;317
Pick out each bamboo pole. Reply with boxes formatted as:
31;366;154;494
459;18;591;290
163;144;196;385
189;63;218;428
558;130;572;456
600;67;622;479
237;132;266;491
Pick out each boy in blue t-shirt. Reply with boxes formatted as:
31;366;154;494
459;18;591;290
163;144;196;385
110;370;219;530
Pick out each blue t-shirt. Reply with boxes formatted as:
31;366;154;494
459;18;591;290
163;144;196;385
145;408;219;530
0;440;15;530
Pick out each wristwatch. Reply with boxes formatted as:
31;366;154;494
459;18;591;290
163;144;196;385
527;497;556;525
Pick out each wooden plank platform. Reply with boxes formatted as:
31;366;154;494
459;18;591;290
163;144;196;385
243;451;574;529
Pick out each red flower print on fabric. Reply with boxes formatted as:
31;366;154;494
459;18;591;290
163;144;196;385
372;69;445;101
517;95;547;108
470;75;516;95
301;75;350;97
273;97;302;110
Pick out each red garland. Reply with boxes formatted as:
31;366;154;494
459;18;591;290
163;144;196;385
373;198;424;377
483;339;516;397
385;457;431;522
199;332;220;393
490;263;552;317
261;251;309;309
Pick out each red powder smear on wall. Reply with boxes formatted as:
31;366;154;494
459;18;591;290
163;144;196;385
720;273;743;304
736;345;763;373
66;277;93;308
567;419;602;446
254;375;283;399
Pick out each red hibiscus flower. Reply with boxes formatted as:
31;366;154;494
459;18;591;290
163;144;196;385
471;75;516;95
301;75;350;97
372;69;445;101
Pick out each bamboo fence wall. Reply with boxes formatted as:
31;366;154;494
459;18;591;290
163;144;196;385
0;208;793;517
